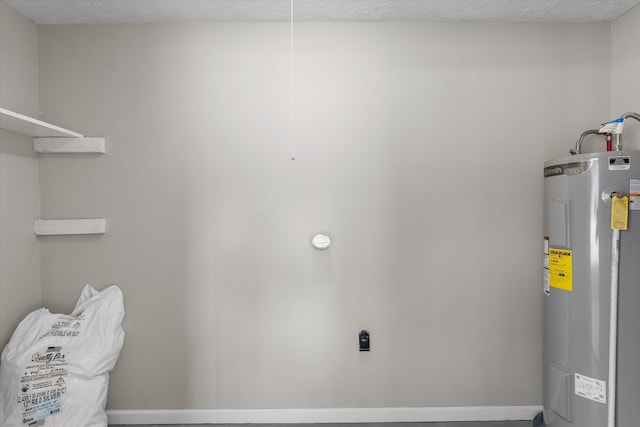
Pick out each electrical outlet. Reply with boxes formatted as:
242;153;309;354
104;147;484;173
359;330;370;351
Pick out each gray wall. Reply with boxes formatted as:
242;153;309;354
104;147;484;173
0;0;42;350
36;21;611;410
612;5;640;144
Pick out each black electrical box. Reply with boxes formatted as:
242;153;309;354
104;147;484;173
359;330;370;351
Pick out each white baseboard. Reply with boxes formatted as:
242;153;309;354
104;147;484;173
107;405;542;425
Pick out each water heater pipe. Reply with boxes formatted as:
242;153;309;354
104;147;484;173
608;227;621;427
621;112;640;121
570;129;601;155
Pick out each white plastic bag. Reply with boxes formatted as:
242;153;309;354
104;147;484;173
0;285;125;427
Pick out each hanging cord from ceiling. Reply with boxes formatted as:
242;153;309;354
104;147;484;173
290;0;296;162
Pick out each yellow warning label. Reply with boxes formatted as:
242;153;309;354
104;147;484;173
550;248;572;291
611;195;629;230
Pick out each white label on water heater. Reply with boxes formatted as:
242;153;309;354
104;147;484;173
630;179;640;211
609;156;630;171
575;373;607;404
543;237;550;296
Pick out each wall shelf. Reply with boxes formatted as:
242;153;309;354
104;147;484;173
34;219;106;236
0;107;106;153
0;107;84;138
2;107;108;237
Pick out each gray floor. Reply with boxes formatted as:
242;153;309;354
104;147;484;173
109;422;532;427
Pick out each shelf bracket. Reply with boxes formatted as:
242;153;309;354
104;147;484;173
34;219;107;236
34;137;106;154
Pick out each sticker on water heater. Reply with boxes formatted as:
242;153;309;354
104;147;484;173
609;156;630;171
611;195;629;230
629;179;640;211
543;238;550;295
575;373;606;404
549;248;572;291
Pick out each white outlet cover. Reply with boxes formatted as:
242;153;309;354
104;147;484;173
311;233;331;250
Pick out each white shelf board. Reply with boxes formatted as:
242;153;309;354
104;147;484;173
34;219;106;236
0;107;84;138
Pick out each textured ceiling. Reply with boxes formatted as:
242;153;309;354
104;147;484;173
4;0;640;24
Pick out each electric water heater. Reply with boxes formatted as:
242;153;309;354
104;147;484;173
542;149;640;427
